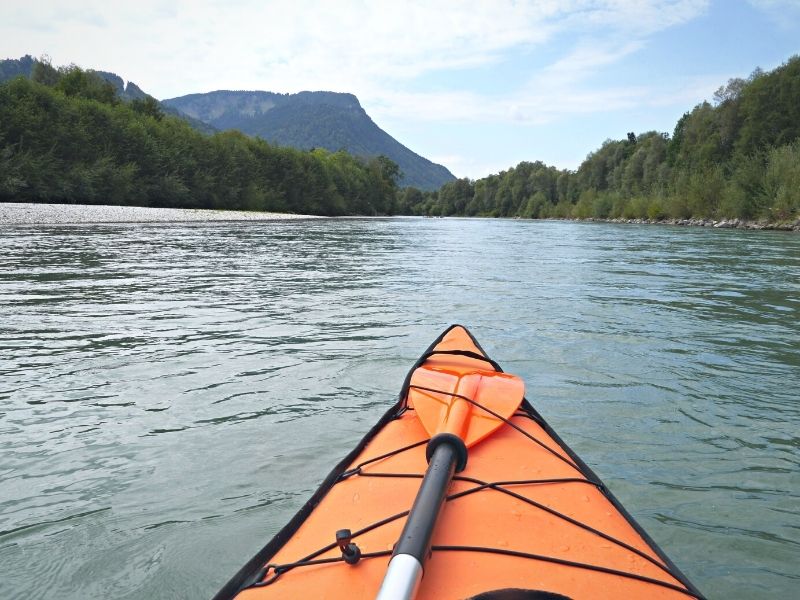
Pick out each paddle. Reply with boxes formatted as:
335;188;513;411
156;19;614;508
375;364;525;600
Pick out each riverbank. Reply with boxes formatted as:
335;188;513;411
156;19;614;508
0;203;318;225
571;216;800;231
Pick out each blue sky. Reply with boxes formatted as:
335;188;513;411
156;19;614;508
1;0;799;178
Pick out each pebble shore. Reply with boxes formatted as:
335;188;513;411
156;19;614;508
0;203;318;225
571;216;800;231
548;217;800;232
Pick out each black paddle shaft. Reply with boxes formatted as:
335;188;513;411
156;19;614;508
392;440;459;565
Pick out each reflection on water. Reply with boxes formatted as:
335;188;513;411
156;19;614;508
1;218;798;599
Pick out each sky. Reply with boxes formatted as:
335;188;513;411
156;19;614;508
2;0;799;179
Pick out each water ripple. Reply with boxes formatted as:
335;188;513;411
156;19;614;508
0;219;798;599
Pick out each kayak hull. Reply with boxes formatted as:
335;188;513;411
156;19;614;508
214;325;702;600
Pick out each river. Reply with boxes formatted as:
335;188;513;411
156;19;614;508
1;217;797;599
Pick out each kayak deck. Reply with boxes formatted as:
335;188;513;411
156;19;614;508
215;325;703;599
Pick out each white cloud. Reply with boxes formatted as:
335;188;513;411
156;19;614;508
539;39;646;87
1;1;708;97
747;0;800;8
367;69;728;130
362;29;722;128
565;0;710;34
427;154;510;180
1;1;561;95
366;83;647;127
746;0;800;26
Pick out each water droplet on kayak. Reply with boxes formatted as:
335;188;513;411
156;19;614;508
497;539;508;547
352;492;360;503
560;545;570;552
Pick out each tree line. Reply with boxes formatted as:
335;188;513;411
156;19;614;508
398;56;800;223
0;61;399;215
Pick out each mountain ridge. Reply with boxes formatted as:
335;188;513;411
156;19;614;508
0;55;217;135
163;90;455;190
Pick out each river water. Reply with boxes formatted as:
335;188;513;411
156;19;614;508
1;218;797;599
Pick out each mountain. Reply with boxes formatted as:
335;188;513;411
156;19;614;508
0;56;216;135
163;90;455;190
0;55;36;81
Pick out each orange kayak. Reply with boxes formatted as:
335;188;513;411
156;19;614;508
214;325;703;600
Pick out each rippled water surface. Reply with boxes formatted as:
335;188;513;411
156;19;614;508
1;218;798;599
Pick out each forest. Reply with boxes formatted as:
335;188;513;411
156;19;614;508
398;56;800;223
1;56;798;222
0;61;399;216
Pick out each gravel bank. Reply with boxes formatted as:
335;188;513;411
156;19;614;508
0;203;319;224
579;216;800;231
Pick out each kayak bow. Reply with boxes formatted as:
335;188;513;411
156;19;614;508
214;325;704;600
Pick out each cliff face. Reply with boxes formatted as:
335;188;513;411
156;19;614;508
164;90;455;190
